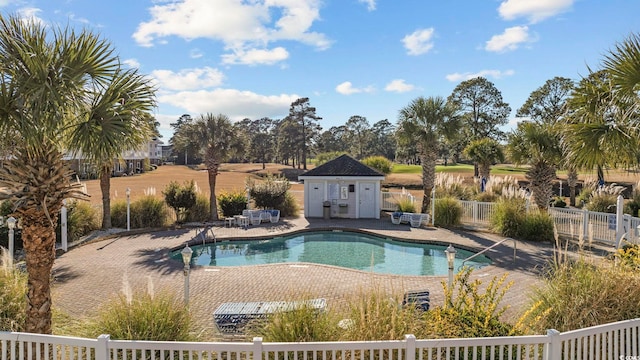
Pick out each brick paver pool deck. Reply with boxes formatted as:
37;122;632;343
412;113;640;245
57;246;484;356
51;216;557;338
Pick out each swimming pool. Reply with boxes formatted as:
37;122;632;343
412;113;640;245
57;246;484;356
171;230;491;276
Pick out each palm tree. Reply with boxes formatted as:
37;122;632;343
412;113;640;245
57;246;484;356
397;96;460;213
602;32;640;97
70;69;156;229
507;122;562;211
178;114;242;221
0;15;119;334
463;138;504;182
564;71;639;184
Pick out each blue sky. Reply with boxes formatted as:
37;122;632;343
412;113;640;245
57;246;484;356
2;0;639;141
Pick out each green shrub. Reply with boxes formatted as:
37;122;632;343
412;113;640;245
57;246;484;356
162;180;197;223
131;196;170;228
361;156;392;174
247;175;290;209
395;197;415;213
217;190;247;217
184;194;210;223
142;158;151;172
110;200;127;228
623;184;640;216
615;243;640;270
552;196;566;208
474;191;498;202
65;201;100;242
342;289;425;341
249;301;339;342
111;197;170;229
0;200;13;217
279;191;299;217
521;259;640;332
434;197;462;227
0;249;27;331
89;289;192;341
425;268;516;338
518;212;555;242
491;198;526;238
585;192;617;213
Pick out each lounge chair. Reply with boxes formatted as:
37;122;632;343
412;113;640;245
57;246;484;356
269;209;280;223
249;210;262;226
410;213;429;228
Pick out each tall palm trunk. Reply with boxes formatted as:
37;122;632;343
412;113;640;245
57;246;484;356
206;149;220;221
0;147;85;334
22;208;59;334
100;164;112;229
420;145;438;214
527;160;556;211
478;163;491;181
567;167;578;206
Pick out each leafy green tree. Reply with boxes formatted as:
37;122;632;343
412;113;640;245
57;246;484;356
397;96;460;213
289;97;322;170
170;114;196;165
344;115;371;159
0;15;120;334
71;69;156;229
162;181;197;223
370;119;396;160
448;77;510;175
463;138;504;181
247;117;275;169
316;126;348;154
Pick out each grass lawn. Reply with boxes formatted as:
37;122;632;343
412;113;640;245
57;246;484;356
391;163;528;176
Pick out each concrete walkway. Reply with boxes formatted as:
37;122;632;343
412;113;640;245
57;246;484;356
51;216;556;338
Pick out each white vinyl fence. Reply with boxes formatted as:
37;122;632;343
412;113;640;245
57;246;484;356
382;191;416;211
397;195;640;247
1;318;638;360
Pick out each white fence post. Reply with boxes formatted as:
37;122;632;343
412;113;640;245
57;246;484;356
96;334;110;360
61;199;68;252
472;201;478;225
431;189;435;225
615;195;624;248
582;208;589;242
404;334;416;360
253;337;263;360
545;329;560;360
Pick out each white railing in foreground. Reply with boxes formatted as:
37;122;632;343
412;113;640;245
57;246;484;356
1;318;638;360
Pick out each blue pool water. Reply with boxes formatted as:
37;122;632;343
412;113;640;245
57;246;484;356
171;230;491;276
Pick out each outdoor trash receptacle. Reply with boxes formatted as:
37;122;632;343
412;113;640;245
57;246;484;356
323;201;331;219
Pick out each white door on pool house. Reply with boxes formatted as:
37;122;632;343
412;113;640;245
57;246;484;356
358;182;376;218
308;182;324;217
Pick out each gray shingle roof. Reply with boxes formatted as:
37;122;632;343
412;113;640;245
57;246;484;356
299;154;384;177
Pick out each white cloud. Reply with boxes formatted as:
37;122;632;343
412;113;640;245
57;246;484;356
384;79;415;93
189;48;203;59
358;0;376;11
335;81;375;95
123;59;141;68
498;0;573;23
485;26;533;52
221;47;289;66
133;0;331;65
157;89;299;121
445;69;515;82
151;67;224;91
402;28;435;56
18;7;45;25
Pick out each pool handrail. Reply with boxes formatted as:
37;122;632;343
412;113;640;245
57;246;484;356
460;237;516;268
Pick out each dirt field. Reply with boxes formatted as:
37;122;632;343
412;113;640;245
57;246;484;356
81;164;307;205
80;163;640;206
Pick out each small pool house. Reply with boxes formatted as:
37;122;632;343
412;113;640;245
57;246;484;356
298;154;385;219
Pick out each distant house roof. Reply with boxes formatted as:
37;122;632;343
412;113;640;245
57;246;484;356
299;154;384;177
